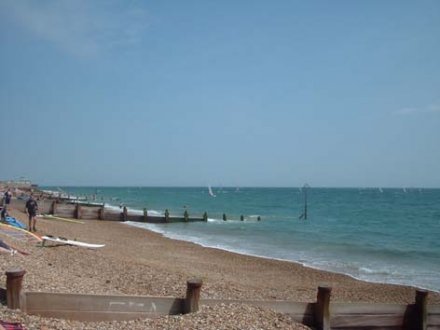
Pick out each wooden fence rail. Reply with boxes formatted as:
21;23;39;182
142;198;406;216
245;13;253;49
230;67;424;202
3;269;440;329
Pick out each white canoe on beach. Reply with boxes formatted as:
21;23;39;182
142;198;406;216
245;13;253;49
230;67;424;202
41;235;105;248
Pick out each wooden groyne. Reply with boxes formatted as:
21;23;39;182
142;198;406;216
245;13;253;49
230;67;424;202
4;185;251;223
3;269;440;329
10;199;205;224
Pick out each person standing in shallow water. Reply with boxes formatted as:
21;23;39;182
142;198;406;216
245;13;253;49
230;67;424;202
25;194;39;232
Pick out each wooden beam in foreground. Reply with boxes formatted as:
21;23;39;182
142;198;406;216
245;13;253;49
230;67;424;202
4;270;440;328
24;292;184;322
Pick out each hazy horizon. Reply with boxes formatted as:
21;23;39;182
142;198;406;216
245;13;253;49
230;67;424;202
36;183;440;190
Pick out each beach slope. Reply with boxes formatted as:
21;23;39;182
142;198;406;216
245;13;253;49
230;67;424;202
1;209;439;329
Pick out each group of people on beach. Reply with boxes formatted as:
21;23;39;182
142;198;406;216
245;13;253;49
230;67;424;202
1;188;39;232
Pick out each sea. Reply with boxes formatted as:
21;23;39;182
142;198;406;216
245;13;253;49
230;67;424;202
42;186;440;292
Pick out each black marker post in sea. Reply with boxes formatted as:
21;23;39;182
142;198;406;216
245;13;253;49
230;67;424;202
299;183;309;220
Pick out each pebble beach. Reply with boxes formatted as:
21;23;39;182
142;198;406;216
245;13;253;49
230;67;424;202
1;207;439;330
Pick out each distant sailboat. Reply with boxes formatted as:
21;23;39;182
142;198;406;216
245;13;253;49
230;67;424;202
208;186;216;197
378;187;383;193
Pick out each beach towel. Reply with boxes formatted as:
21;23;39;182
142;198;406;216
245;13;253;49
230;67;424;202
0;320;25;330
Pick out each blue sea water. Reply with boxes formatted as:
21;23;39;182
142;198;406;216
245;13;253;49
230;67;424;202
43;186;440;292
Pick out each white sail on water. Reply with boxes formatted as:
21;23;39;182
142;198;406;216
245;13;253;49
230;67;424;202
208;186;216;197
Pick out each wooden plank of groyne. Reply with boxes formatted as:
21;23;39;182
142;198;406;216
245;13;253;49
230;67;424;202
102;210;122;221
126;215;145;222
79;206;101;220
141;215;205;224
331;313;405;328
169;216;205;223
332;302;408;315
145;216;166;223
429;305;440;313
29;310;170;322
36;200;52;214
25;292;184;321
428;304;440;328
331;302;409;329
428;316;440;328
54;204;76;218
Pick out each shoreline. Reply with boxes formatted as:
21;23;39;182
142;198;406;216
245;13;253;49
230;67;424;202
36;186;440;294
128;220;440;294
1;207;440;328
4;208;440;303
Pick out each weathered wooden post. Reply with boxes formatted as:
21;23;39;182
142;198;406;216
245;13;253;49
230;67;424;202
6;269;26;310
184;210;189;222
414;289;428;330
223;213;227;221
240;215;244;221
165;209;169;223
184;278;203;314
203;212;208;221
49;201;57;215
75;203;82;219
121;206;127;221
51;200;57;215
143;208;148;222
315;286;331;330
99;206;105;220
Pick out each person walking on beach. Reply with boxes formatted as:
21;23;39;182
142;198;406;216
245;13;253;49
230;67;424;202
3;189;12;206
1;189;12;221
25;194;39;232
3;188;12;209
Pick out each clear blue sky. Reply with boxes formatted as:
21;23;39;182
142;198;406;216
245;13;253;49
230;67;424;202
1;0;439;187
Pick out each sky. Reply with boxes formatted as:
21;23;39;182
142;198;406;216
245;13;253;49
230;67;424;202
0;0;439;188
